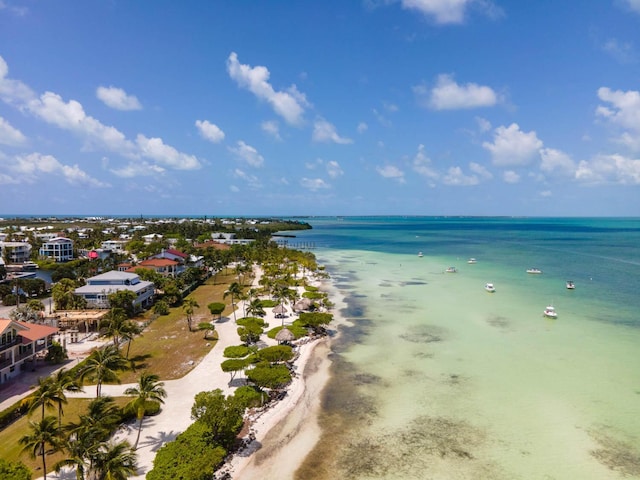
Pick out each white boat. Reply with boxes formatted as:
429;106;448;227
526;268;543;274
543;305;558;318
484;283;495;292
467;258;477;264
418;251;423;257
445;266;457;273
566;280;575;289
22;261;39;271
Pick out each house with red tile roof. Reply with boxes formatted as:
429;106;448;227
0;319;59;384
128;258;180;277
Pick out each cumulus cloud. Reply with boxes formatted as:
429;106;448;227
261;120;282;140
195;119;225;143
0;55;202;174
357;122;368;133
136;135;201;170
226;52;309;126
110;161;165;178
0;115;27;146
412;144;439;180
596;87;640;150
469;161;493;180
96;86;142;111
326;160;344;178
575;153;640;185
476;116;491;132
425;74;498;110
400;0;501;24
3;152;109;187
312;119;353;144
483;123;543;166
601;38;636;64
539;148;576;176
233;168;262;189
229;140;265;167
377;164;405;183
300;177;330;191
503;170;520;183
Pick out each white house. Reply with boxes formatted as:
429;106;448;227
0;241;33;263
74;271;154;309
39;237;74;262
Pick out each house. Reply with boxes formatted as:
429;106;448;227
74;271;154;309
142;233;163;244
0;241;33;263
101;240;128;252
129;258;180;277
39;237;74;262
0;319;59;384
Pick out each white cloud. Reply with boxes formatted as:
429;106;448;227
539;148;576;176
195;119;225;143
96;86;142;111
5;152;109;187
623;0;640;14
233;168;262;189
0;55;35;106
261;120;282;141
136;134;201;170
442;166;479;185
377;164;405;183
230;185;240;193
483;123;543;166
503;170;520;183
469;161;493;180
0;115;26;146
412;144;439;180
110;161;165;178
357;122;368;133
427;74;498;110
326;160;344;178
596;87;640;130
540;190;552;197
575;153;640;185
475;116;491;133
226;52;309;126
0;1;28;16
601;38;635;64
300;177;330;190
400;0;501;24
312;119;353;144
229;140;265;167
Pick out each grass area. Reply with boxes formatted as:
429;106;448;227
118;270;252;383
0;396;129;474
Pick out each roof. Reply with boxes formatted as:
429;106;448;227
87;271;140;282
165;249;188;258
138;258;179;267
16;322;59;342
0;318;29;335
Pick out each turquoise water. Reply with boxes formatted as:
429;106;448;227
291;217;640;479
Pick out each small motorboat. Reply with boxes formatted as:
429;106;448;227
543;305;558;318
445;266;457;273
467;258;477;264
418;251;423;257
566;280;575;289
485;283;496;293
526;268;543;274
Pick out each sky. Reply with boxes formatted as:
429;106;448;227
0;0;639;217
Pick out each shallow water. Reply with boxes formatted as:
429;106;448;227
293;218;640;479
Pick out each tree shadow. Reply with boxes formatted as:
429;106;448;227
139;429;179;452
128;353;152;371
215;316;231;324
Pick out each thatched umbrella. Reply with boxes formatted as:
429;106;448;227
293;298;312;312
275;327;295;344
273;304;288;315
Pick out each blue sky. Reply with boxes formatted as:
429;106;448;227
1;1;639;217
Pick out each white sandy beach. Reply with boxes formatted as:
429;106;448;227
30;267;341;480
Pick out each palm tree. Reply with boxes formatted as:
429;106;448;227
182;297;199;332
124;372;167;449
26;377;65;420
223;282;243;323
80;345;128;397
103;308;128;349
246;298;265;318
49;368;83;428
20;415;61;480
122;321;142;359
91;441;137;480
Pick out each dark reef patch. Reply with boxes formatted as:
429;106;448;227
399;324;448;343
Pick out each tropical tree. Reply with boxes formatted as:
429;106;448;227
191;389;244;450
25;376;65;421
182;297;199;332
80;345;128;397
197;322;215;339
107;290;138;317
206;302;225;321
48;368;83;428
91;441;138;480
246;298;265;318
0;458;31;480
124;372;167;450
223;282;243;323
102;308;128;349
19;415;62;480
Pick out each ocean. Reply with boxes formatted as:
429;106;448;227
288;217;640;480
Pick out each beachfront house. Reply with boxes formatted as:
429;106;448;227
74;271;155;309
0;319;59;384
0;241;33;264
129;258;180;277
38;237;74;262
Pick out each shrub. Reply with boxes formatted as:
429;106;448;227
259;299;278;308
304;285;319;292
257;345;294;363
147;422;227;480
153;300;170;316
223;345;250;358
246;364;292;390
266;323;308;340
236;316;266;328
234;385;267;408
0;458;31;480
45;341;67;364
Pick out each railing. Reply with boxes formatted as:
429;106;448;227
0;338;20;353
